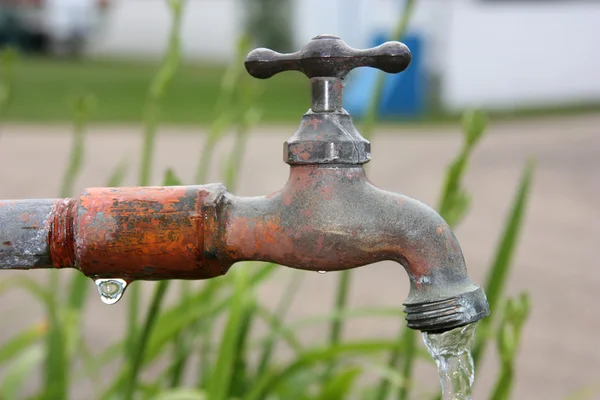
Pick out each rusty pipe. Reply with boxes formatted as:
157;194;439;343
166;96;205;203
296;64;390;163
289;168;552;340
0;185;226;278
0;165;487;332
0;35;489;332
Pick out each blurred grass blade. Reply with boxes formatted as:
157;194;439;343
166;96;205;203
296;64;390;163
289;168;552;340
0;277;70;399
195;113;232;183
66;273;88;314
222;72;263;189
149;282;240;363
472;159;535;368
1;271;63;398
253;304;304;354
124;281;170;400
0;344;44;399
43;309;67;400
153;388;207;400
250;307;409;358
245;340;407;400
164;168;183;186
564;383;600;400
323;268;351;382
60;93;94;198
228;300;257;397
222;105;261;189
286;307;406;330
437;110;488;226
397;328;416;400
139;0;183;186
0;323;46;364
172;281;223;388
103;285;231;398
461;108;487;149
373;327;414;400
365;361;408;394
64;272;90;358
329;270;351;346
106;158;129;187
0;276;53;306
195;34;252;184
0;47;17;121
316;366;362;400
198;313;214;387
76;340;103;394
249;262;278;285
266;369;322;400
206;270;253;400
490;293;530;400
256;271;304;377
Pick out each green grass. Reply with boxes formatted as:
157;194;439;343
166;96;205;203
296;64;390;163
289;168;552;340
6;56;308;123
5;55;600;125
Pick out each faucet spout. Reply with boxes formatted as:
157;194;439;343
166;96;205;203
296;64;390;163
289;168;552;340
221;165;489;332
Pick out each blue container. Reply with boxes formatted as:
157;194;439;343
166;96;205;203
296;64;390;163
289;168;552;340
344;33;426;118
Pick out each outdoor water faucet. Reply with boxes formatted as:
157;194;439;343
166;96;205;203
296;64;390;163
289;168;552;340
0;35;489;333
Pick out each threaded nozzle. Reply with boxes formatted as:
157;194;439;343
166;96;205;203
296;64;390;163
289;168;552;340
404;287;490;333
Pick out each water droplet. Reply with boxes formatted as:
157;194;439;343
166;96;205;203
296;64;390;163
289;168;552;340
95;278;127;305
317;270;327;274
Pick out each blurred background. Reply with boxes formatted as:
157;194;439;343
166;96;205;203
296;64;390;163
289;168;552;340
0;0;598;399
0;0;599;122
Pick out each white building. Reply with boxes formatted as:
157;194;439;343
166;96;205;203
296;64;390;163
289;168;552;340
90;0;600;112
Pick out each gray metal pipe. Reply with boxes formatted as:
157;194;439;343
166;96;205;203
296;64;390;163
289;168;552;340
0;199;54;269
0;198;74;270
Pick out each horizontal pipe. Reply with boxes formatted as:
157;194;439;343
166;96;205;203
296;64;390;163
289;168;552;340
0;185;229;280
0;166;488;332
0;198;73;269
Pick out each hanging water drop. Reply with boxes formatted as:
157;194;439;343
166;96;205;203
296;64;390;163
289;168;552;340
317;270;327;274
95;278;128;305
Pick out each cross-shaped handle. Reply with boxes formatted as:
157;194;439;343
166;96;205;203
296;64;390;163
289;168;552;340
245;34;412;80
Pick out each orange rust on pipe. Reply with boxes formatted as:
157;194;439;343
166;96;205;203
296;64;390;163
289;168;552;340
74;185;229;280
49;198;76;268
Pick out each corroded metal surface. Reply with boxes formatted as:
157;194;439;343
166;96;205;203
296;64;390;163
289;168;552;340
74;184;229;281
221;165;488;332
50;198;76;268
285;109;371;165
0;199;55;268
244;34;411;80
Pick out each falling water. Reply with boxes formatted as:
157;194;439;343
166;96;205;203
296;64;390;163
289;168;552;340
422;323;477;400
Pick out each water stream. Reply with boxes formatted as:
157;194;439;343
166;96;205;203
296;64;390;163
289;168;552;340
422;323;477;400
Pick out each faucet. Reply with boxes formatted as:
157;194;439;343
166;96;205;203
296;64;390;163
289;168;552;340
0;35;489;333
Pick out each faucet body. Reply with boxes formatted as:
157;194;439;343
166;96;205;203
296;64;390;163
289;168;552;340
0;35;489;333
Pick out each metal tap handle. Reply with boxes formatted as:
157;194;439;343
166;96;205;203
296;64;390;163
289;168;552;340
245;34;412;80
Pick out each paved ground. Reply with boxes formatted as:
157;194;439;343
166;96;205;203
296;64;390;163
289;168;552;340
0;114;598;399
